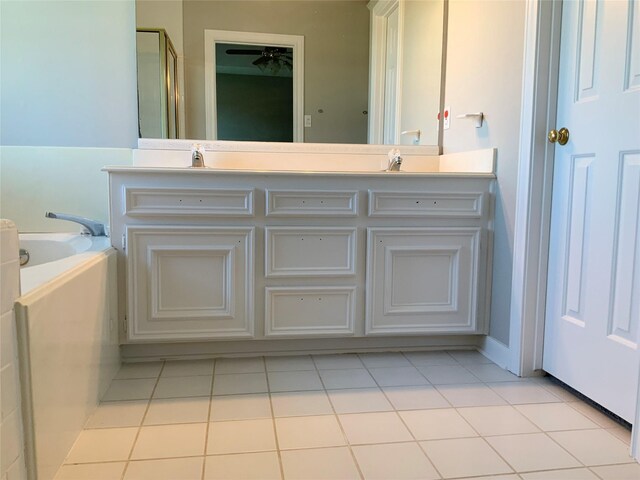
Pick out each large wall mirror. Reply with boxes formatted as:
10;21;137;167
135;0;445;146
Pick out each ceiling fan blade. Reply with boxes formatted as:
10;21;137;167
226;49;264;55
252;56;270;66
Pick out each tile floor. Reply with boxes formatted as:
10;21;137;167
54;350;638;480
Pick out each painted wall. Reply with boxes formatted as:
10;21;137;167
217;74;293;142
182;0;369;144
0;0;138;148
443;0;526;345
0;147;132;233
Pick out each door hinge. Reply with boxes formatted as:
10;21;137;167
123;316;128;333
122;233;126;252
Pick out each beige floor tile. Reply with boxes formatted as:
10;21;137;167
144;396;210;425
85;400;147;428
204;451;281;480
461;476;521;480
102;378;156;402
327;388;393;414
368;366;429;387
115;362;163;380
275;415;346;449
404;351;458;366
312;353;364;369
590;463;640;480
162;359;215;377
382;385;450;410
124;457;204;480
359;352;412;368
458;405;540;436
567;401;623;429
531;377;581;401
607;425;632;444
447;349;492;364
54;462;126;480
488;381;562;404
207;418;276;454
400;408;477;440
270;390;333;417
420;437;513;479
210;393;272;421
213;373;268;395
281;447;360;480
515;403;599;431
487;433;581;472
265;355;315;371
131;423;207;459
418;365;481;385
520;468;599;480
339;411;413;444
464;363;521;382
436;383;508;407
215;357;265;374
65;427;138;463
153;375;212;399
268;370;323;392
353;442;440;480
549;429;634;466
319;368;377;389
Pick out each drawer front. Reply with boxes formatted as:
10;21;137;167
265;286;355;337
266;190;358;216
124;187;254;216
265;227;356;277
368;191;484;217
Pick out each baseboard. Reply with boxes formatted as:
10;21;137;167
478;335;511;370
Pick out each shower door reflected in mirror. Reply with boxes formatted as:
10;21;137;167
136;29;179;139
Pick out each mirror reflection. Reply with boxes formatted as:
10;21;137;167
135;0;445;146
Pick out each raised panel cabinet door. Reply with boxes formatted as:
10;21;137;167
126;226;254;341
366;227;482;335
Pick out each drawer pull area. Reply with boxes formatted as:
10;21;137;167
124;187;254;216
266;190;358;216
368;191;483;217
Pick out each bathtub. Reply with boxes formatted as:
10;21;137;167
14;234;119;480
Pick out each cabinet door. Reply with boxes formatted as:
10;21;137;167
126;226;254;341
366;228;482;335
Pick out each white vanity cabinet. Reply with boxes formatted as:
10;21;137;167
106;167;494;345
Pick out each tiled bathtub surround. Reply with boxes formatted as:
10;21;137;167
55;351;636;480
0;220;26;480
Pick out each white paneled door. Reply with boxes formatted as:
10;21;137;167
543;0;640;422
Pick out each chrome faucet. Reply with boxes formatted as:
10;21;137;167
45;212;107;236
191;143;205;168
387;148;403;172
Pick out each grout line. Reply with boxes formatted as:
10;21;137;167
314;356;365;480
200;357;217;480
119;360;166;480
264;356;286;480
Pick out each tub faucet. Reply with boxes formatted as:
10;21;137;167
45;212;106;236
191;143;206;168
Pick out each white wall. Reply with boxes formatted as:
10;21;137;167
0;0;138;148
0;147;132;233
443;0;526;345
0;220;26;480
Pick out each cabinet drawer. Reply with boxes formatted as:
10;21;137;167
265;286;355;337
368;191;483;217
124;187;254;216
265;227;356;277
266;190;358;216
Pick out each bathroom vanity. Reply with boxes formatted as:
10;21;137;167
106;151;495;352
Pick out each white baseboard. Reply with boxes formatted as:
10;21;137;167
478;336;511;371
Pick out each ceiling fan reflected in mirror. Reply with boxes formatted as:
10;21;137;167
225;46;293;74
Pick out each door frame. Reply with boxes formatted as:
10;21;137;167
203;29;304;142
511;0;640;459
367;0;404;144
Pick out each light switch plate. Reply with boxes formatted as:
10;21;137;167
304;115;312;127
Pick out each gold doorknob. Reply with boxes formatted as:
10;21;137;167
548;127;570;145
